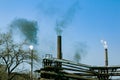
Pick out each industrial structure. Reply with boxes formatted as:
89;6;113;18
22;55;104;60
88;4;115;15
36;35;120;80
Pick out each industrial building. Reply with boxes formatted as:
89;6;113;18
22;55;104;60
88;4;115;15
36;35;120;80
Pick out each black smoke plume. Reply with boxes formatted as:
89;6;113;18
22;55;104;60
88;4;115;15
73;42;87;63
10;18;38;44
55;0;80;35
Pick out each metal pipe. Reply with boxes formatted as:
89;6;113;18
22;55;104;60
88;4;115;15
40;71;95;80
43;58;91;68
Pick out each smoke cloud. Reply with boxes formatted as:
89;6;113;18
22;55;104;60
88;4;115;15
10;18;38;44
73;42;87;63
55;0;80;35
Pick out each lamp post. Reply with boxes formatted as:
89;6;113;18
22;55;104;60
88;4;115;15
29;45;33;80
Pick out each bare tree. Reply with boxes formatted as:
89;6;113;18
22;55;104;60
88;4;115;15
0;32;39;80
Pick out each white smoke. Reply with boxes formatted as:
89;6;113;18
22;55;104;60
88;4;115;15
101;40;108;49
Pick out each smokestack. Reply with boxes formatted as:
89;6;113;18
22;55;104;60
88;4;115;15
57;35;62;59
105;48;108;66
101;40;108;66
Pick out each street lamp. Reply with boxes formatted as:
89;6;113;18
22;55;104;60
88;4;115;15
29;45;33;80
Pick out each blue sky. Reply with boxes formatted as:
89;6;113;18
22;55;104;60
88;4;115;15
0;0;120;66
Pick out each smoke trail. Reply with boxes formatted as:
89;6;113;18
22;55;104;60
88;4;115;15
38;0;62;16
10;18;38;44
73;42;87;63
55;0;80;35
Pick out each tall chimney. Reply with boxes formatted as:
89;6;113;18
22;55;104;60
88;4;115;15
101;40;108;66
105;48;108;66
57;35;62;59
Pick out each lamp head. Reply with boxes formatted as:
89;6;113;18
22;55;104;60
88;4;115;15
29;45;33;50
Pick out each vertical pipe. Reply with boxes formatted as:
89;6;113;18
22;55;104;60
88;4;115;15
57;35;62;59
105;48;108;66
